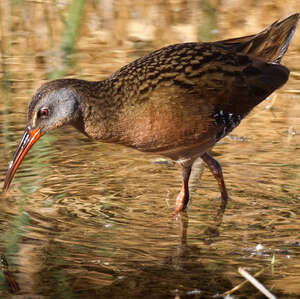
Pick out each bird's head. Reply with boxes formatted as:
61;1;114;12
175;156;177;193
3;81;81;192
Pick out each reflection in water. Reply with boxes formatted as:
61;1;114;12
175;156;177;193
1;255;20;294
0;200;228;298
99;213;232;299
0;0;300;298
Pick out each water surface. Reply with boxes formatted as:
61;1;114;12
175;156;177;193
0;1;300;298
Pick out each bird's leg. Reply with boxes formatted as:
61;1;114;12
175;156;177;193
175;165;192;213
201;152;228;209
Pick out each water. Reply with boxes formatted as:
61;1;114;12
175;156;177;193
0;1;300;298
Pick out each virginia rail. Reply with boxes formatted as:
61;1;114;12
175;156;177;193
3;14;299;213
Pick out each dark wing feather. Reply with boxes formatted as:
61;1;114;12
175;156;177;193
217;13;299;63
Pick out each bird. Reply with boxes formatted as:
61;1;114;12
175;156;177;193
3;13;299;213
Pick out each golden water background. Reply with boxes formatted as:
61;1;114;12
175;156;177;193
0;1;300;298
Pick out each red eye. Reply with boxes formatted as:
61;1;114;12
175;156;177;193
38;108;49;118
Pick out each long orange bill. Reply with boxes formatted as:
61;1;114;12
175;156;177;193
3;127;42;192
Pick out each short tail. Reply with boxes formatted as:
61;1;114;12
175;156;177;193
218;13;299;63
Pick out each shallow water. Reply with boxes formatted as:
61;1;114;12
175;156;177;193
0;1;300;298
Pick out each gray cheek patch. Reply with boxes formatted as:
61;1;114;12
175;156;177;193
55;88;80;119
33;88;80;129
41;88;78;107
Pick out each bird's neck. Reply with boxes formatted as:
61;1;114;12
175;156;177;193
72;79;126;143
